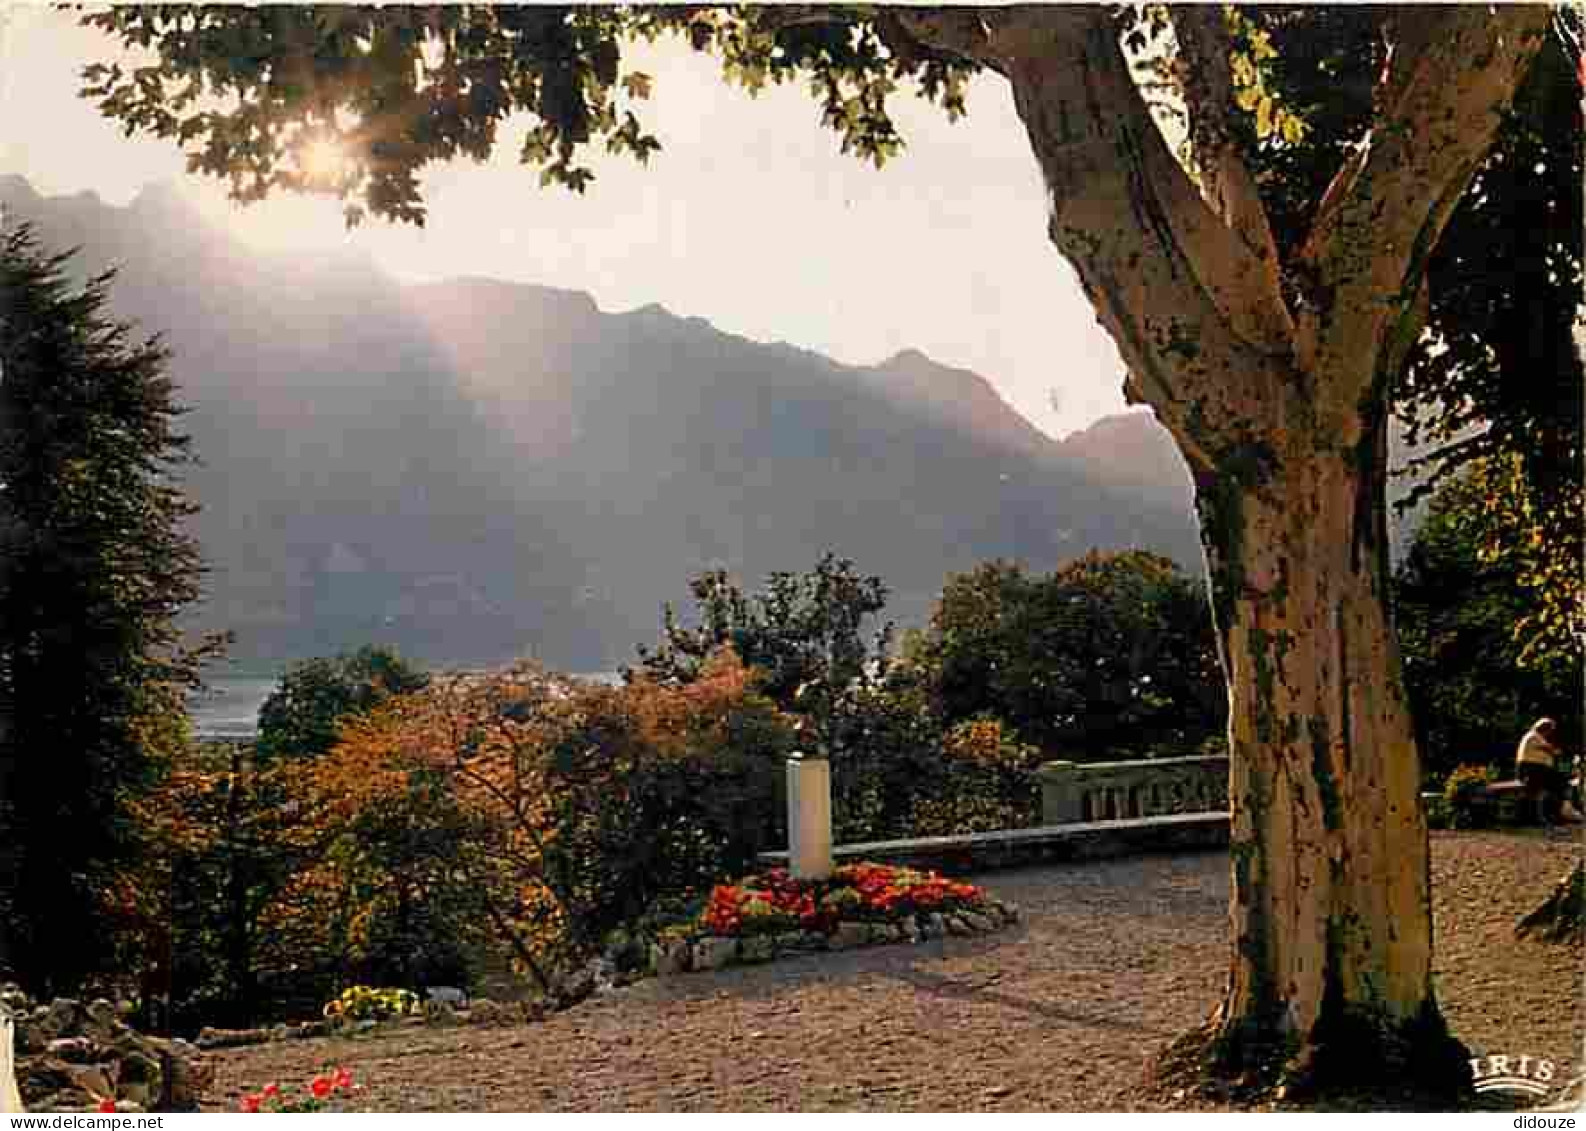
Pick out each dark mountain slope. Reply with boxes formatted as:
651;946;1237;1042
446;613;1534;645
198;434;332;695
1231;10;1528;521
3;177;1201;669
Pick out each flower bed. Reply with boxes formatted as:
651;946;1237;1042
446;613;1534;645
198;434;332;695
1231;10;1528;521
643;862;1019;975
238;1067;359;1112
703;863;989;935
170;867;1016;1064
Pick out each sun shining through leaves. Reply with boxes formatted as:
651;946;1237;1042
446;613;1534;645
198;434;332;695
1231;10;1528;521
299;138;349;186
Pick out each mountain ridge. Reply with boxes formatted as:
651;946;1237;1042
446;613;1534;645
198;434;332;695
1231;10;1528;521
2;177;1202;670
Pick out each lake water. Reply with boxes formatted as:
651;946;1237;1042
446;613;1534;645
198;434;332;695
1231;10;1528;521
189;670;622;739
188;677;280;739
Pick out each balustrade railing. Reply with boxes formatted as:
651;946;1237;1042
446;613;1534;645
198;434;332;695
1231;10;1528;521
1035;755;1229;826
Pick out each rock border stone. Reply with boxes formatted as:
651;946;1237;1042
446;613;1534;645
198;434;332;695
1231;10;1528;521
191;996;549;1052
187;898;1023;1054
67;896;1020;1079
3;985;213;1114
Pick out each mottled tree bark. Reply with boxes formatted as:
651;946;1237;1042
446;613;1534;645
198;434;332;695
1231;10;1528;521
1193;430;1450;1086
902;4;1552;1091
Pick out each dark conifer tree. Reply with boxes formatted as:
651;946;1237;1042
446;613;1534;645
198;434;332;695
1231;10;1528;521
0;225;207;994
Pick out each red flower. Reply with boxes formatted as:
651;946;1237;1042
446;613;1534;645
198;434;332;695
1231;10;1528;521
240;1094;263;1113
97;1099;117;1113
334;1067;355;1091
311;1076;334;1099
262;1083;281;1098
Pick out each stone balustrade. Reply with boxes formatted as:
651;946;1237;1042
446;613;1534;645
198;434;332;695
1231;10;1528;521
757;812;1229;873
772;752;1232;879
1035;754;1229;826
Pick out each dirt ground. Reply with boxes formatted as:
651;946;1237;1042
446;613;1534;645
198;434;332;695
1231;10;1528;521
207;829;1584;1112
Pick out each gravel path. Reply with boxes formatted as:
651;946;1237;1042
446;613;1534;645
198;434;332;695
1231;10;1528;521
208;830;1584;1111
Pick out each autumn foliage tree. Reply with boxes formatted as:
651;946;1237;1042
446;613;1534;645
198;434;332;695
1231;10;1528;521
136;645;798;1020
119;648;433;1026
79;4;1564;1095
256;733;490;1005
311;652;794;991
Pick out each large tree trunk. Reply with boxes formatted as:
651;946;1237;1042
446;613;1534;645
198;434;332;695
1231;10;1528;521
898;1;1548;1099
222;745;258;1026
961;6;1549;1097
1000;13;1448;1081
1193;426;1455;1089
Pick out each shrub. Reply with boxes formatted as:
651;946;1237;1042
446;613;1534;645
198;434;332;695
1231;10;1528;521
1443;764;1498;829
322;985;419;1022
915;718;1043;835
828;688;1044;841
826;678;946;841
307;650;797;991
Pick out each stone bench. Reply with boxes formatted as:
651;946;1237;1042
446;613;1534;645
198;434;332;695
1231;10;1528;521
1479;779;1544;824
757;811;1230;874
1035;754;1229;825
1422;778;1546;826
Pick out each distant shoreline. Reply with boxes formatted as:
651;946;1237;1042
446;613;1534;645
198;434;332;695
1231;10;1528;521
189;669;623;740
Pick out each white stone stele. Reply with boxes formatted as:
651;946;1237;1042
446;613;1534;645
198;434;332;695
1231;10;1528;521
2;1012;23;1113
786;755;833;880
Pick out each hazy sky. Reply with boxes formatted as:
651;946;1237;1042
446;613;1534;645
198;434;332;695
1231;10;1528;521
2;5;1137;438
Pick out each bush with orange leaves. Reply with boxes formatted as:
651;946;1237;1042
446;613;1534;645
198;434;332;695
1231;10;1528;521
905;717;1043;836
309;648;795;992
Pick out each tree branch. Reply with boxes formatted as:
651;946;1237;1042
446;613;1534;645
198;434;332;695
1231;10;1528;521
1297;6;1551;422
984;7;1298;466
1172;6;1289;324
888;9;1005;75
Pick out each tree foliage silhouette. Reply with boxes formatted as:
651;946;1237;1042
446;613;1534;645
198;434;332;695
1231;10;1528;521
0;226;210;993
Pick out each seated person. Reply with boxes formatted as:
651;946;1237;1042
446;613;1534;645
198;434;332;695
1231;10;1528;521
1516;717;1579;825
